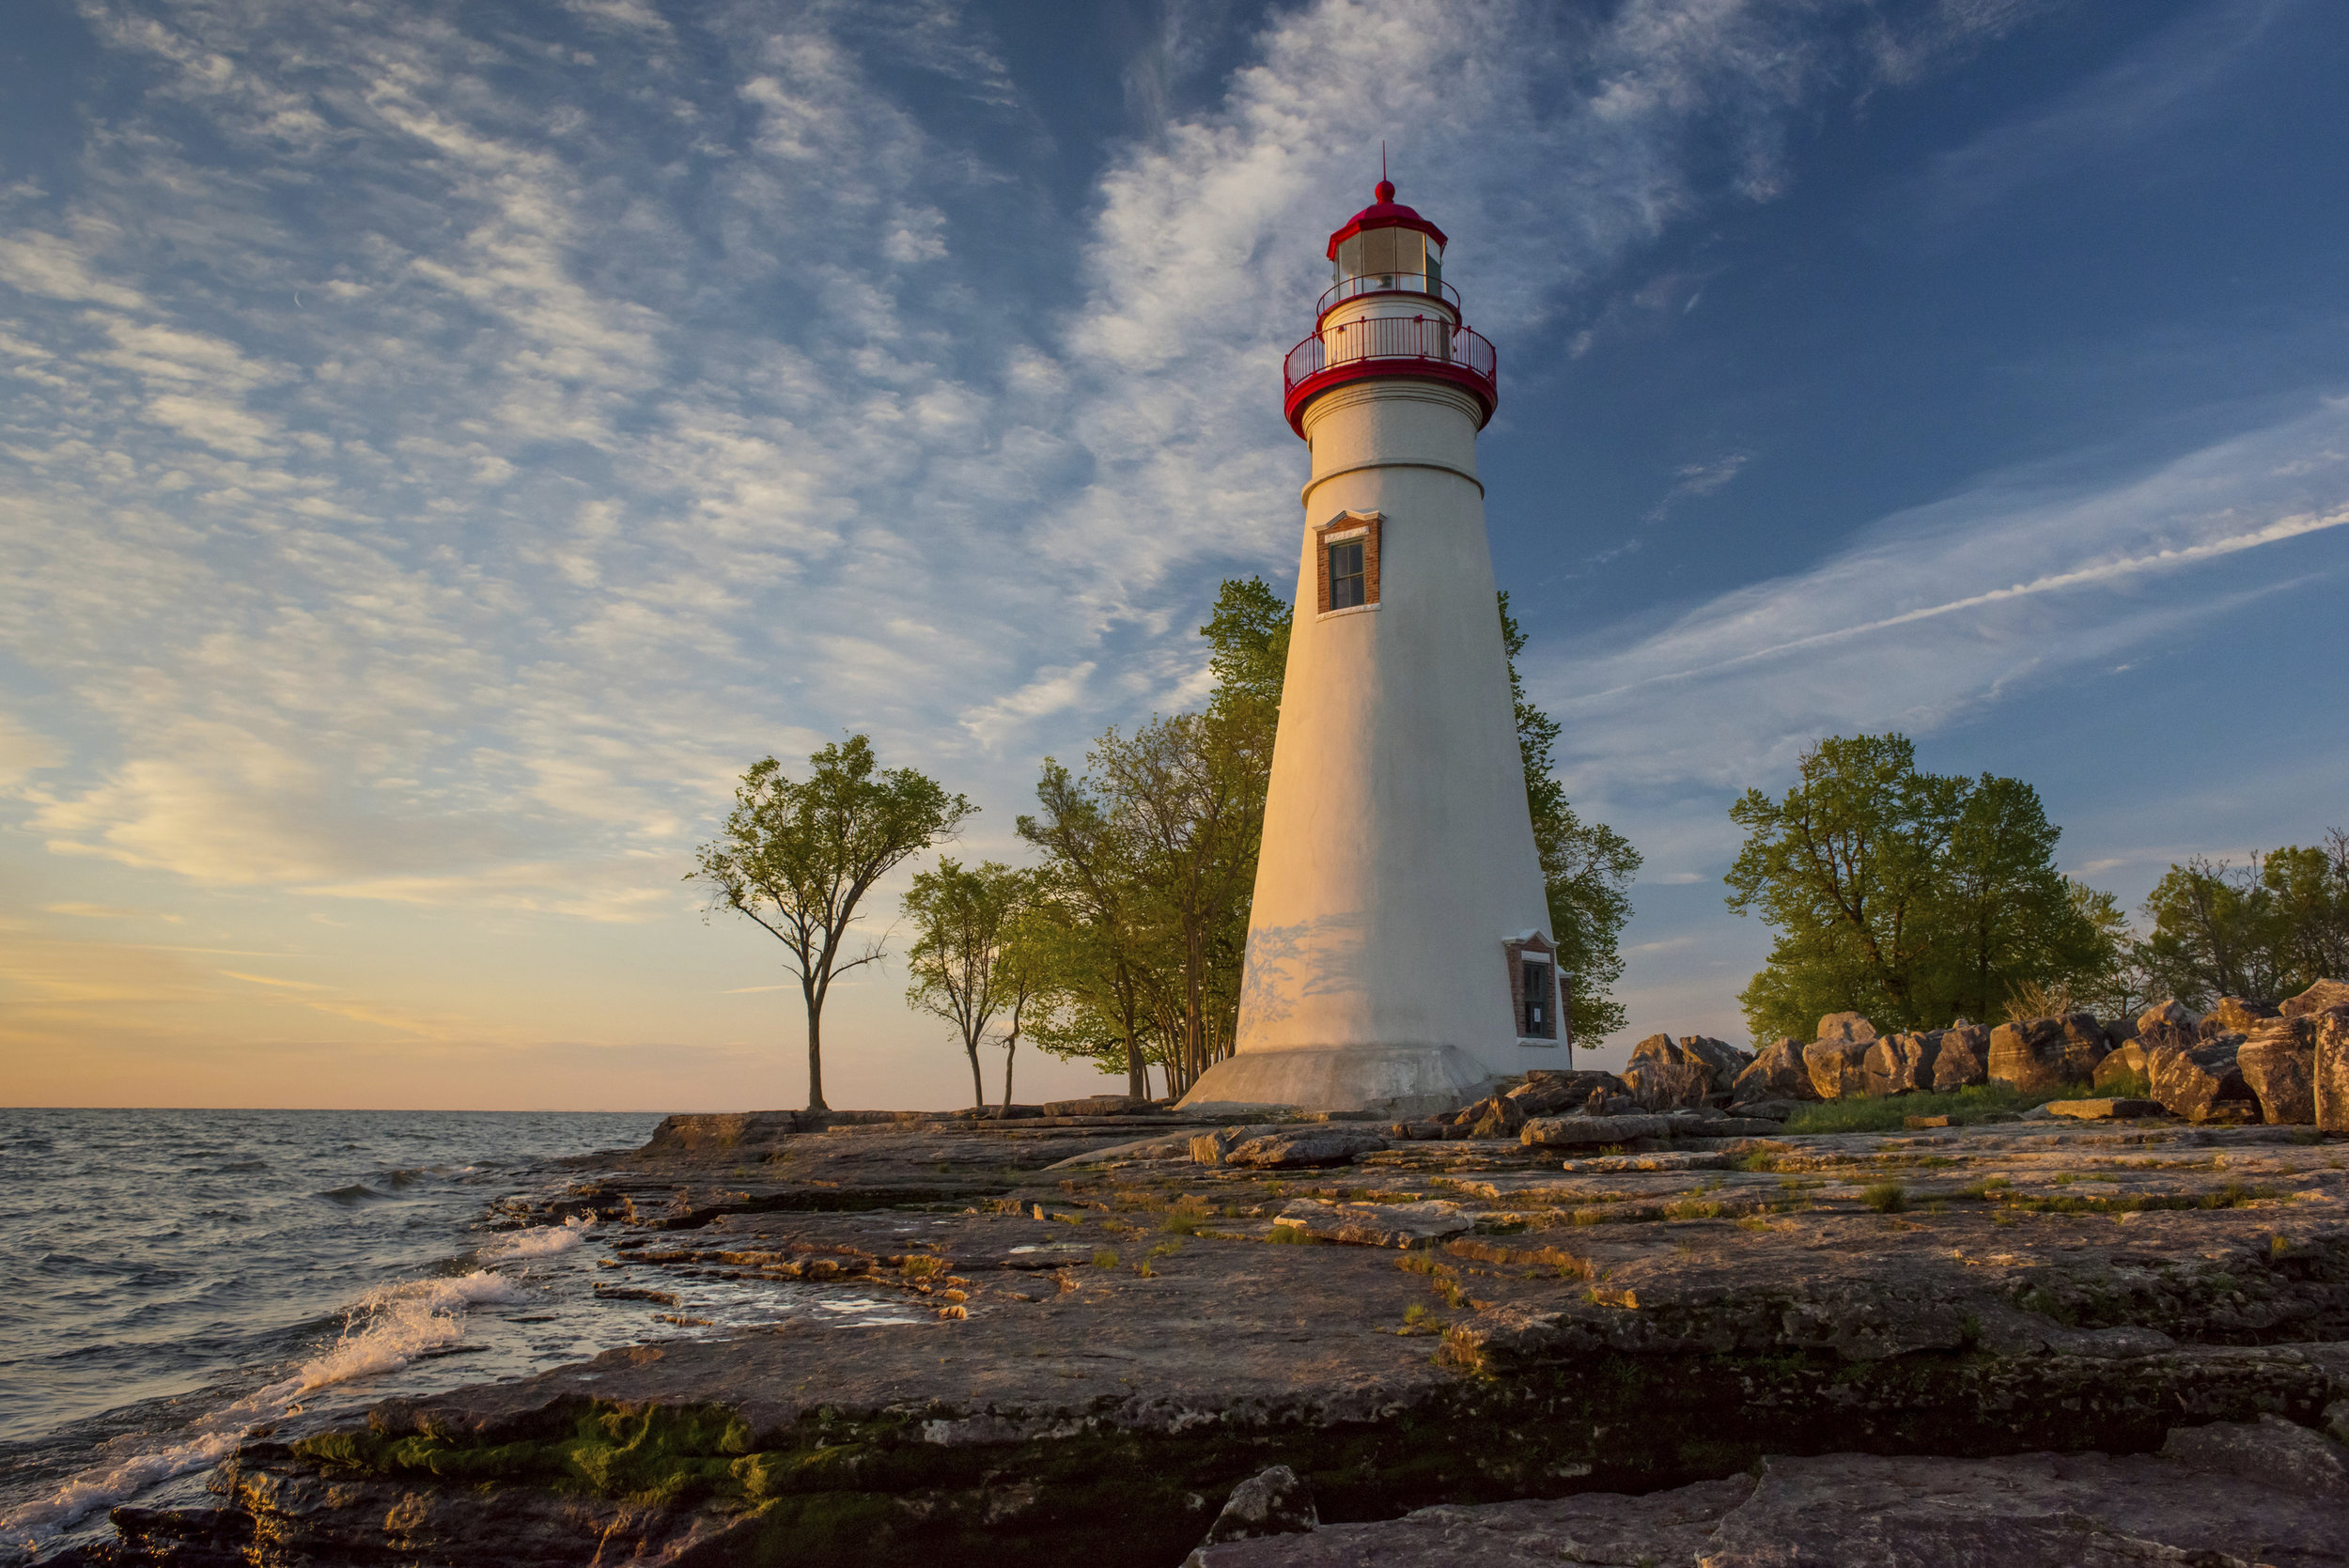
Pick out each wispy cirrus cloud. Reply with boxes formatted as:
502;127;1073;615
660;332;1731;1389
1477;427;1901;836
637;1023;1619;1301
2;0;2027;926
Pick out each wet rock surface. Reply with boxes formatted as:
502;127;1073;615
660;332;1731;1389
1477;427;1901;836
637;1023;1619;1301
55;1103;2349;1568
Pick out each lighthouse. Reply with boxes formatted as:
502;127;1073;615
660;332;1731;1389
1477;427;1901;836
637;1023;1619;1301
1180;179;1562;1117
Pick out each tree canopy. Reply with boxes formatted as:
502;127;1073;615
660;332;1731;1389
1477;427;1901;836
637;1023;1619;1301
1725;733;2116;1040
902;858;1038;1110
1015;578;1279;1099
2137;832;2349;1006
690;736;972;1110
1499;594;1641;1043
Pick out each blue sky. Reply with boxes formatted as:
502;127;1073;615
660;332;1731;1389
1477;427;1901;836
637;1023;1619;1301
2;0;2343;1110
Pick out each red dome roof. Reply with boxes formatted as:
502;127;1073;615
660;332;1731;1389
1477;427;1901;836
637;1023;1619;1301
1325;179;1448;259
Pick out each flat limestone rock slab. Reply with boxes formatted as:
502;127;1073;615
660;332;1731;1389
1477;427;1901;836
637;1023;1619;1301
1519;1113;1675;1145
1273;1199;1472;1249
2047;1097;2167;1121
1192;1446;2349;1566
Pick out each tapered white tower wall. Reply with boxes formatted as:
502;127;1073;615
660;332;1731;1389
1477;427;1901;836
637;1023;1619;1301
1181;182;1561;1116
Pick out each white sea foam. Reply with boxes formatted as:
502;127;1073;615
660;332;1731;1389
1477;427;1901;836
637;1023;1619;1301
296;1270;528;1391
0;1429;242;1542
476;1218;588;1260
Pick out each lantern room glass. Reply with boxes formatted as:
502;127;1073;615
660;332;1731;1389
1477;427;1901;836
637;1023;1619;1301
1331;228;1443;295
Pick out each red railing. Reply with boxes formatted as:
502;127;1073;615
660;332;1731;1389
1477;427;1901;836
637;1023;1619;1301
1282;314;1497;434
1315;272;1463;321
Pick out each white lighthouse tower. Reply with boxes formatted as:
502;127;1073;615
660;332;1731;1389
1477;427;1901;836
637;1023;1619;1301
1181;179;1562;1117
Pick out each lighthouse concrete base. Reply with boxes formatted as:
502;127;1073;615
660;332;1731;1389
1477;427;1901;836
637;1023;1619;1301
1176;1045;1497;1120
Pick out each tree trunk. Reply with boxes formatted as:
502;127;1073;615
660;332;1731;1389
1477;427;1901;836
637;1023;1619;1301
1000;1038;1015;1111
965;1040;985;1110
804;985;829;1112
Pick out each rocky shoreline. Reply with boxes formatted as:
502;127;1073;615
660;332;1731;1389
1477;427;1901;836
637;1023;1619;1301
47;1016;2349;1566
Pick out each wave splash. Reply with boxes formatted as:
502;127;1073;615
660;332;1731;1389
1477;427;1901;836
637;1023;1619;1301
0;1219;593;1550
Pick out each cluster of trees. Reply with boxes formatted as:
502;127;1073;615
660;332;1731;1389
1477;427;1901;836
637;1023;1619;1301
692;581;1641;1110
2136;833;2349;1008
1725;731;2347;1040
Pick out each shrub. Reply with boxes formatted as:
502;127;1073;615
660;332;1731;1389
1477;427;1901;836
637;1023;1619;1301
1862;1182;1908;1213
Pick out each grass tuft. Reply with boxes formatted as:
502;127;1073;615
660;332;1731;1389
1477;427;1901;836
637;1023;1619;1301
1861;1181;1908;1214
1784;1082;2068;1136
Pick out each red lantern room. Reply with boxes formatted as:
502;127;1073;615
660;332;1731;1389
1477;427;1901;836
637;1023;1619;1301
1282;179;1498;438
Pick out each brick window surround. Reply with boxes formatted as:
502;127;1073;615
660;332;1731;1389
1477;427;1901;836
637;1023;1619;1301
1314;510;1382;616
1503;931;1560;1043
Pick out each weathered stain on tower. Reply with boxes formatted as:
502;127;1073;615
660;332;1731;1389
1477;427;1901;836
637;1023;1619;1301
1180;179;1561;1117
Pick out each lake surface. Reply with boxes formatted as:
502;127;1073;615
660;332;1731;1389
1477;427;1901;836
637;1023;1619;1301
0;1109;668;1559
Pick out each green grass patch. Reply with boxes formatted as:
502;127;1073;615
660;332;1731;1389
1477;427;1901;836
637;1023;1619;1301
1783;1082;2068;1136
1999;1181;2283;1216
1861;1182;1907;1214
1090;1248;1119;1268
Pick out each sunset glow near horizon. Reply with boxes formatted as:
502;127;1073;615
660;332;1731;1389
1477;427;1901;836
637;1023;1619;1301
4;0;2346;1111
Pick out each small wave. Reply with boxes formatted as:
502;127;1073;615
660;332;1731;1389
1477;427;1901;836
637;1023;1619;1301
295;1271;528;1392
319;1184;389;1204
1;1270;529;1548
213;1158;269;1172
0;1429;241;1544
475;1219;589;1261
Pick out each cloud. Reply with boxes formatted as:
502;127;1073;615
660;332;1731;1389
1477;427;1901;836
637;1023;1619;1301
1533;394;2349;812
0;0;2096;968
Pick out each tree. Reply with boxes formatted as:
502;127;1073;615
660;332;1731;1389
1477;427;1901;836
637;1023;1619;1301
989;903;1057;1111
2137;831;2349;1006
1916;775;2112;1025
690;736;973;1111
1014;578;1287;1101
1499;594;1641;1042
902;859;1036;1109
1724;733;2113;1040
1017;760;1158;1098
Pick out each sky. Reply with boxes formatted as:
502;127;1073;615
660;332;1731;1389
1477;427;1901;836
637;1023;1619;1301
1;0;2343;1111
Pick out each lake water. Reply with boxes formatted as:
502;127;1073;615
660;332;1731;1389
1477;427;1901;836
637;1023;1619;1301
0;1109;678;1560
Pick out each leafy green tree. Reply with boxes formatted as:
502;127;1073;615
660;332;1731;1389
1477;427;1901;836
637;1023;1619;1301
902;859;1037;1109
1499;595;1641;1042
1916;775;2112;1025
1200;575;1291;717
1014;579;1286;1100
1017;758;1159;1097
691;736;973;1111
1724;734;2110;1040
2137;831;2349;1006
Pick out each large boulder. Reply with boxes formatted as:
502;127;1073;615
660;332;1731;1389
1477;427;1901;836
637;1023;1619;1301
1221;1127;1386;1168
1626;1033;1752;1094
1623;1060;1712;1112
2204;995;2279;1035
1679;1035;1754;1092
2237;1018;2318;1126
1521;1112;1676;1147
1803;1037;1874;1100
2315;1009;2349;1133
1730;1038;1818;1102
2136;999;2200;1046
2147;1035;2252;1123
1860;1031;1941;1096
1507;1070;1624;1118
1195;1465;1319;1546
2091;1039;2150;1093
2280;978;2349;1018
1816;1012;1877;1044
1931;1024;1989;1091
1987;1014;2105;1092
